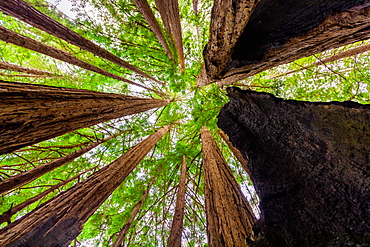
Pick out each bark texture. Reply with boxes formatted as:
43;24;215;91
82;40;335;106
133;0;173;61
217;87;370;246
0;27;162;94
0;130;125;194
0;165;97;225
202;0;370;86
201;127;256;247
167;155;187;247
0;61;59;76
0;80;169;154
0;125;170;247
0;0;160;84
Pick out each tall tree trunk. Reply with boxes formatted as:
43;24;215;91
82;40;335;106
112;165;161;247
0;0;162;84
218;129;249;175
0;80;169;154
0;129;126;194
0;125;171;247
133;0;174;61
155;0;172;40
270;43;370;80
202;1;370;86
201;127;256;247
166;155;187;247
217;87;370;246
0;61;60;76
0;165;98;225
167;0;185;72
0;27;164;95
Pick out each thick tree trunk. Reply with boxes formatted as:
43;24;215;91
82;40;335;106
0;0;161;84
133;0;174;61
112;166;160;247
202;1;370;86
0;165;97;225
166;155;187;247
0;80;169;154
218;129;249;175
217;87;370;246
0;130;125;194
155;0;172;39
0;61;60;76
0;27;164;95
201;127;256;247
0;125;170;247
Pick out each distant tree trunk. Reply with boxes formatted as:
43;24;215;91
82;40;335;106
0;0;161;84
0;61;60;77
270;43;370;79
0;129;125;194
0;125;171;247
0;80;169;154
167;155;187;247
202;1;370;86
0;27;164;95
218;87;370;246
201;127;256;247
0;165;98;225
133;0;174;61
112;165;160;247
218;129;249;175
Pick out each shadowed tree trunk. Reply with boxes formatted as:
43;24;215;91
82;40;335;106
0;125;171;247
167;155;187;247
201;1;370;86
112;165;161;247
0;0;161;84
0;165;98;225
155;0;172;38
0;27;163;94
217;87;370;246
0;80;169;154
201;127;256;247
0;61;60;77
0;130;126;194
218;129;249;175
133;0;174;61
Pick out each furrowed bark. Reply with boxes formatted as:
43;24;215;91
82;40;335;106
218;129;249;175
0;125;171;247
0;61;60;77
217;87;370;246
154;0;172;39
0;129;126;194
166;155;187;247
0;165;98;225
112;166;160;247
202;1;370;86
0;0;162;84
201;127;256;247
0;80;169;154
0;27;165;95
133;0;173;61
270;43;370;79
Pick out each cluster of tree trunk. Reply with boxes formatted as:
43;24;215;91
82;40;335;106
0;125;171;247
201;0;370;86
217;87;370;246
0;80;169;154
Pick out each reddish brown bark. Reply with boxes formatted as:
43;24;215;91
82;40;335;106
0;130;126;194
0;80;169;154
133;0;173;61
0;27;164;95
201;127;256;247
0;61;60;76
0;165;98;225
155;0;172;38
166;155;187;247
0;125;171;247
0;0;161;84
